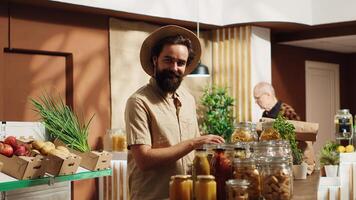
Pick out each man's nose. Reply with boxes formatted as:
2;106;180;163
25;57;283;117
168;62;179;71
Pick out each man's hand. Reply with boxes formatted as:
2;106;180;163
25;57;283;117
191;134;225;149
130;134;224;171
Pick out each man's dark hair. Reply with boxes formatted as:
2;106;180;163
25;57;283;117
151;35;195;66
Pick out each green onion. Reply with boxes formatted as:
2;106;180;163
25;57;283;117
31;93;93;152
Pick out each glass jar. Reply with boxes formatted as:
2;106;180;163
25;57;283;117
233;142;250;159
210;145;234;200
107;128;127;152
335;109;353;143
259;122;281;141
250;141;292;167
195;175;217;200
233;158;261;200
193;148;211;184
260;157;291;200
169;175;193;200
226;179;249;200
231;122;258;143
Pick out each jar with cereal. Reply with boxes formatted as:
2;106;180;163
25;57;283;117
260;157;291;200
233;158;261;200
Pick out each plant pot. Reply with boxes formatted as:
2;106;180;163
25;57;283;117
293;164;308;179
324;165;339;177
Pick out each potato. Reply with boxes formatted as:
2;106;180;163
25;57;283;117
44;141;55;149
32;140;45;150
56;146;70;154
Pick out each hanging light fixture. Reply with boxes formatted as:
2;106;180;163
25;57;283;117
188;0;210;77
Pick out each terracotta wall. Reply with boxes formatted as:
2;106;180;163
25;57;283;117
0;2;110;200
271;43;354;120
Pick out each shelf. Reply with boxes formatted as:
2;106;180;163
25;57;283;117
0;167;112;192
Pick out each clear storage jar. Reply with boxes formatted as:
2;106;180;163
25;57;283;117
195;175;217;200
226;179;249;200
233;158;261;200
107;128;127;152
260;157;291;200
231;122;258;143
259;122;281;141
169;175;193;200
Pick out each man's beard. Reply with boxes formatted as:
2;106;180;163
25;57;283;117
155;69;183;93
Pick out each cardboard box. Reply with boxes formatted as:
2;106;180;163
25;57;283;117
258;118;319;141
0;154;45;180
54;139;112;171
71;150;112;171
43;152;81;176
0;161;3;172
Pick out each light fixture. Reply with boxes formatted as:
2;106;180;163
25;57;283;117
189;0;210;77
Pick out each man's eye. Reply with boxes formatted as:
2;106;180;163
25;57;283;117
177;61;186;66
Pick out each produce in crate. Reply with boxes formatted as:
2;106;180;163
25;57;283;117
31;94;93;152
0;136;31;157
32;140;73;157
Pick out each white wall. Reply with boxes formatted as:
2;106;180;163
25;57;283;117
250;26;271;122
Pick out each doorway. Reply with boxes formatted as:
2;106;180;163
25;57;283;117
305;60;340;168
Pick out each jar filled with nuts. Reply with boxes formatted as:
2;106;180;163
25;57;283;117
233;142;251;159
233;158;261;200
260;157;291;200
210;145;234;200
226;179;249;200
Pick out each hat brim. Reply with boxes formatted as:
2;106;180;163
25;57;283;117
140;25;201;76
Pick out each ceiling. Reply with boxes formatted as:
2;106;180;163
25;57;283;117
281;35;356;53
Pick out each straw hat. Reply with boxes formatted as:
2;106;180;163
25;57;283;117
140;25;201;76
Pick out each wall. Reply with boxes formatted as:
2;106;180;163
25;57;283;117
271;44;352;120
0;2;110;200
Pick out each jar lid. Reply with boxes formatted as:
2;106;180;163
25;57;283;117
226;179;250;186
197;175;215;180
195;148;207;151
171;175;192;180
338;109;350;114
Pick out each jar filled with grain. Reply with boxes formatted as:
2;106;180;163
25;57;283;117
260;157;291;200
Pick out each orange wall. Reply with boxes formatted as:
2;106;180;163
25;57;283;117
0;2;110;200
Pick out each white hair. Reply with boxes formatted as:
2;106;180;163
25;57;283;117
254;82;275;96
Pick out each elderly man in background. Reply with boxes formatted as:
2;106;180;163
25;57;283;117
253;82;315;174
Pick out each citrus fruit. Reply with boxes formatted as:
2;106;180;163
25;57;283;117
337;145;346;153
345;145;355;153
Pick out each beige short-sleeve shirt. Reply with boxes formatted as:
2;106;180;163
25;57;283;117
125;78;200;200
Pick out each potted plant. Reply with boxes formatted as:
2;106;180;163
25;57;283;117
200;86;234;142
273;114;307;179
319;141;340;177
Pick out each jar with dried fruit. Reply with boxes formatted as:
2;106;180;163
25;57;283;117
169;175;193;200
259;122;281;141
260;157;291;200
233;158;261;200
231;122;258;143
210;145;234;200
226;179;249;200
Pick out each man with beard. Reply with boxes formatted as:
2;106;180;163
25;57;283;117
125;25;224;200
